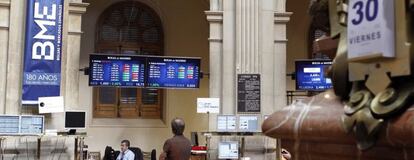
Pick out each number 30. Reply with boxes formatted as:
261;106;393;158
351;0;379;25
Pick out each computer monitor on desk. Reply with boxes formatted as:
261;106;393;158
217;115;237;132
65;111;86;134
20;115;44;135
218;141;239;159
238;115;259;132
0;115;20;135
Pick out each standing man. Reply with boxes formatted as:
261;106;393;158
159;118;192;160
117;140;135;160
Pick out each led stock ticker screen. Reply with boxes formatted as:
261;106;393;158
295;60;333;91
89;54;146;87
147;57;200;88
89;54;201;88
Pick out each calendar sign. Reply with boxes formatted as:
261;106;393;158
347;0;395;60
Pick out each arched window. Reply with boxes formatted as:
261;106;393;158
94;1;164;119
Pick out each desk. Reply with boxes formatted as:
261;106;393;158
201;132;263;160
191;150;207;160
0;132;87;160
57;132;87;160
0;137;5;160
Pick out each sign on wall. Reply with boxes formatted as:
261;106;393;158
347;0;395;60
197;98;220;113
22;0;64;104
237;74;260;113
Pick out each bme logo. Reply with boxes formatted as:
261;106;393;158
32;2;57;61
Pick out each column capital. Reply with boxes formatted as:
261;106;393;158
0;0;10;7
205;11;223;22
274;12;292;24
69;2;89;14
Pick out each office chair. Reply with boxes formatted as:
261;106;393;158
151;149;156;160
114;151;120;159
129;147;144;160
103;146;116;160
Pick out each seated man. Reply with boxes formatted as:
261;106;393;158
159;118;192;160
117;140;135;160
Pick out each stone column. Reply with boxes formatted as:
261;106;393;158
273;0;291;112
273;12;291;111
60;1;88;110
206;0;223;130
221;0;236;114
210;0;222;11
49;0;88;131
207;0;291;117
206;0;290;159
236;0;260;73
0;0;10;114
261;0;277;116
5;0;25;114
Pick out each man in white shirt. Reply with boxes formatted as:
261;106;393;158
116;140;135;160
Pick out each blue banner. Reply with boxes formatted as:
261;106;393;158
22;0;64;105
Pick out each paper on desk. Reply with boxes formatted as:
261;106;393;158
38;96;64;113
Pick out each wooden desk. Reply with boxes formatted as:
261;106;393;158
191;152;207;160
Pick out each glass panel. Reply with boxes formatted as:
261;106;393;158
141;48;160;56
120;88;137;104
141;89;159;105
105;9;124;27
100;50;117;54
314;29;327;40
142;28;159;43
101;25;119;41
139;12;154;27
99;88;117;104
122;50;138;55
120;26;139;42
122;5;139;24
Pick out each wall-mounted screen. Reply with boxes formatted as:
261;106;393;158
89;54;146;87
147;57;200;88
295;59;333;91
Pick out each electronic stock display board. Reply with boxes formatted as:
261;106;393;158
295;59;333;91
89;54;146;87
89;54;201;89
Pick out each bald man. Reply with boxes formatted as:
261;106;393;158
159;118;192;160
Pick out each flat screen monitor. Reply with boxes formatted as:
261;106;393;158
217;115;237;131
218;141;239;159
0;115;20;134
89;54;146;87
20;115;44;135
65;111;86;129
238;115;258;132
147;56;201;88
295;59;333;91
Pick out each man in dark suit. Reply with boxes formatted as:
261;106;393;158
159;118;192;160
